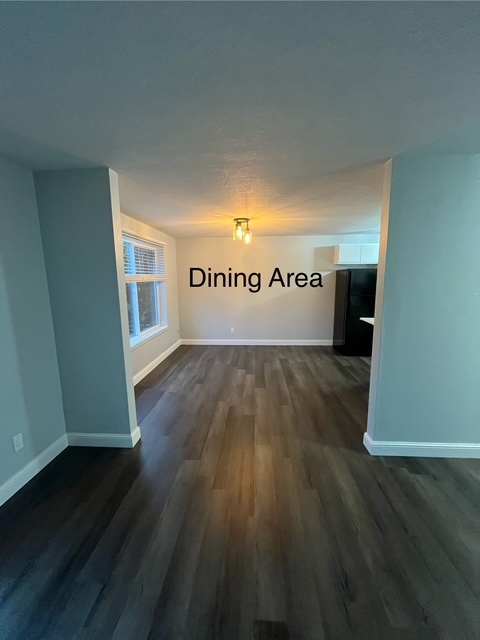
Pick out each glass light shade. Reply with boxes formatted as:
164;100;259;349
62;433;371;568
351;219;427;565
243;227;252;245
233;222;244;241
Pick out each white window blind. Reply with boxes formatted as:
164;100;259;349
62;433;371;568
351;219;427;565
123;235;166;279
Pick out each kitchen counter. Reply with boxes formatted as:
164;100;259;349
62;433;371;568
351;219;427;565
360;317;374;326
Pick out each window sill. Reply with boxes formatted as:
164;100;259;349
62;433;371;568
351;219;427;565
130;325;168;350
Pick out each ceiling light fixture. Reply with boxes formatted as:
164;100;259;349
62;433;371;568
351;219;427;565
232;218;253;245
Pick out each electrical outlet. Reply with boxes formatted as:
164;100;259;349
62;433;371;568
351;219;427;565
230;327;235;333
13;433;24;453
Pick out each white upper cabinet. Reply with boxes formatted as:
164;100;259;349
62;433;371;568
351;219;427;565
360;243;380;264
333;243;379;265
333;244;362;265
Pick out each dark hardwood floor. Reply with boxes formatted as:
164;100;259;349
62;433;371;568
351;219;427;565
1;345;479;640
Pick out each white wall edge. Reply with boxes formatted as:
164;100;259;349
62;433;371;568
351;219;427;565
0;434;68;507
363;432;480;458
132;339;181;385
180;339;333;346
68;426;141;449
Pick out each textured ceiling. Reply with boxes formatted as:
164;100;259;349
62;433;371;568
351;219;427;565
1;2;480;237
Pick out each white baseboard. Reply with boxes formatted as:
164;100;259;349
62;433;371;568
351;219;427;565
67;425;141;449
180;339;333;346
133;339;181;385
131;425;142;447
0;434;68;507
363;432;480;458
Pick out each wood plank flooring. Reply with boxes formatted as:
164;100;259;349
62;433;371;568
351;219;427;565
0;345;479;639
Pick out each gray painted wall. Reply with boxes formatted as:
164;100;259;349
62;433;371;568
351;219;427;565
0;156;66;488
35;168;137;437
368;154;480;445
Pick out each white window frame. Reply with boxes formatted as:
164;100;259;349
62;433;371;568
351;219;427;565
122;233;168;349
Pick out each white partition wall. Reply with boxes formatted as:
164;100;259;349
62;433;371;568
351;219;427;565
366;155;480;457
35;168;139;447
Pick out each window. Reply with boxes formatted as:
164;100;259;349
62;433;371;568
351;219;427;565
122;234;167;346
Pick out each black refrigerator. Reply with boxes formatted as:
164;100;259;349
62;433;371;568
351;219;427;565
333;268;377;356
